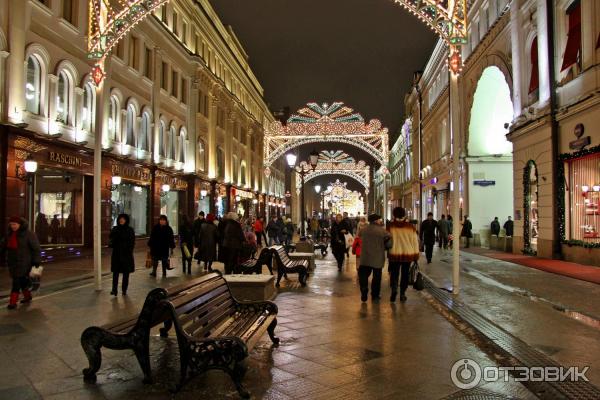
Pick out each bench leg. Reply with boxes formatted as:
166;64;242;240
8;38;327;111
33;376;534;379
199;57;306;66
267;318;280;346
276;270;283;287
81;327;103;383
228;358;250;399
133;334;153;384
159;320;172;337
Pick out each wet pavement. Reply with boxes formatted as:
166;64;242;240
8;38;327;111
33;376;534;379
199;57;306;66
0;247;588;399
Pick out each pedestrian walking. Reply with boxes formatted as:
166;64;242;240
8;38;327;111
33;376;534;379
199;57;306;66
356;216;368;236
179;214;194;275
503;216;514;237
284;218;294;245
253;217;264;247
193;211;206;264
109;214;135;296
1;217;41;309
387;207;420;302
461;215;473;248
221;212;246;274
330;213;351;271
490;217;500;236
148;215;176;277
438;214;449;249
357;214;392;302
266;215;281;246
310;217;320;239
197;213;218;271
420;212;438;263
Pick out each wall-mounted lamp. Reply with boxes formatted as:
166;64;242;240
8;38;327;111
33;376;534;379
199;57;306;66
160;184;171;197
200;189;208;199
593;185;600;192
582;185;590;193
107;175;121;191
252;198;258;205
235;195;241;202
16;155;38;181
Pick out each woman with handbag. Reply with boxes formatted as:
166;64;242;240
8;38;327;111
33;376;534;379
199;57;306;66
2;216;41;309
109;214;135;296
179;214;194;275
148;215;176;278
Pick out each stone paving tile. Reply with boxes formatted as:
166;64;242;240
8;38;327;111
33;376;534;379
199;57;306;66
276;358;333;377
0;384;41;400
274;376;331;398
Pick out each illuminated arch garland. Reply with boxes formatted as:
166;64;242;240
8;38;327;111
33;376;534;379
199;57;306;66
264;102;389;171
87;1;468;83
295;151;370;192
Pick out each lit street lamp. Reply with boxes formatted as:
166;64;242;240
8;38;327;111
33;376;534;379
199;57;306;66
287;150;319;237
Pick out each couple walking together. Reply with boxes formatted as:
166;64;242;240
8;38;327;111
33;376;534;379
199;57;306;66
357;207;419;303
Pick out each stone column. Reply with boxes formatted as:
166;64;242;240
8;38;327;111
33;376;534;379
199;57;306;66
510;0;523;118
536;0;551;107
225;110;235;184
7;0;27;123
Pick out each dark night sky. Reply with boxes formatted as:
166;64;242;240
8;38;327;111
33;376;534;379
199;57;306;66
211;0;438;144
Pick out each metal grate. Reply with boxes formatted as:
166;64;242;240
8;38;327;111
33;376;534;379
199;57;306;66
442;387;519;400
425;278;600;400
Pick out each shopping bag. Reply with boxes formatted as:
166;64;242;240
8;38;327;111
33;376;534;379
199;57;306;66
29;266;43;291
145;251;153;269
182;243;192;260
344;233;354;249
409;261;424;291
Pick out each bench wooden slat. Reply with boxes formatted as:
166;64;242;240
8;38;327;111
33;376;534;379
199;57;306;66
183;297;236;336
178;289;232;325
173;283;229;316
169;279;227;309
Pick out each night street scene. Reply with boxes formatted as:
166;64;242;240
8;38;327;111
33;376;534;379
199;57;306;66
1;0;600;399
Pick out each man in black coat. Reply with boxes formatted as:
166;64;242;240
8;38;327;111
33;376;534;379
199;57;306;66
503;216;514;237
490;217;501;236
420;212;438;264
193;211;206;264
222;212;246;274
109;214;135;295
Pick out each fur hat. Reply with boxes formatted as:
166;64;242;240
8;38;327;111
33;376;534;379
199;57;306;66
8;216;22;224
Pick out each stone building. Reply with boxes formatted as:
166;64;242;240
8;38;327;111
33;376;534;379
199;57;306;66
0;0;283;257
389;0;599;265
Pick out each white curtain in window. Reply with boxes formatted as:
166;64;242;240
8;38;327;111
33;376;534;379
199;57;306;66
25;56;41;115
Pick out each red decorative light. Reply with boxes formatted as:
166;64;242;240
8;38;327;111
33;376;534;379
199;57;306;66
449;51;462;75
91;64;105;85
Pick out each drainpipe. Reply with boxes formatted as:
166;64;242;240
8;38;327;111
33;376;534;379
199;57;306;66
546;0;562;259
413;71;423;226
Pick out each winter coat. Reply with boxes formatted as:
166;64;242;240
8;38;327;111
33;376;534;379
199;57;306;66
438;219;449;236
266;220;280;238
285;222;294;239
420;219;438;245
387;218;420;263
109;215;135;274
1;219;41;278
503;220;514;236
192;218;205;246
222;220;246;250
461;219;473;238
179;222;194;249
357;223;392;269
330;220;351;255
197;222;218;262
253;219;264;233
148;224;175;259
490;220;501;235
351;236;362;257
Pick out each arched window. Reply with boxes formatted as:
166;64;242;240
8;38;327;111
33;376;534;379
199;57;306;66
232;155;239;184
140;112;150;151
126;104;135;146
217;146;225;180
529;36;539;94
57;71;70;124
108;96;119;141
82;83;94;132
159;120;166;156
179;129;186;163
25;56;42;114
169;125;176;160
198;139;206;172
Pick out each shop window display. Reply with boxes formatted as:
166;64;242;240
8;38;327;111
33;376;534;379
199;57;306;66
160;191;179;234
111;183;149;236
34;170;83;245
565;153;600;242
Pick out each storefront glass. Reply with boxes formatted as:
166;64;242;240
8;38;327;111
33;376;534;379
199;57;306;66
197;197;210;214
565;153;600;242
34;169;84;245
111;183;149;236
160;191;179;234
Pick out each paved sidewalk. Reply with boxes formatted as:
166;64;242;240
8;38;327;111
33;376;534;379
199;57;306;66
422;247;600;386
0;251;533;399
463;247;600;283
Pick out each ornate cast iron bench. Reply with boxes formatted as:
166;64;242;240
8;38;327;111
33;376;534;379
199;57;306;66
236;247;273;275
270;245;309;287
80;276;213;384
159;271;279;398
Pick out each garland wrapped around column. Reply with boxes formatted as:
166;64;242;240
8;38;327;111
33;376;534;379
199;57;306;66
558;144;600;249
522;160;537;256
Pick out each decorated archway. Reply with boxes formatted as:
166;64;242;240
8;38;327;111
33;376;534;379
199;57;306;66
296;151;370;193
87;1;468;83
264;102;389;172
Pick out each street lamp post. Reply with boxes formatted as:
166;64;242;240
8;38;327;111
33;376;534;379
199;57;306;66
286;150;319;237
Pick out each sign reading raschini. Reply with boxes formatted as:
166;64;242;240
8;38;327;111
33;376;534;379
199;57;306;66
49;151;82;167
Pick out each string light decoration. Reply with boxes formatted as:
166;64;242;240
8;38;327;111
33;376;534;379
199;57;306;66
264;102;389;168
87;0;169;84
522;160;538;256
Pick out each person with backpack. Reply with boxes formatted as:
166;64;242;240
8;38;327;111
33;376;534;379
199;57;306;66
1;217;41;309
387;207;420;302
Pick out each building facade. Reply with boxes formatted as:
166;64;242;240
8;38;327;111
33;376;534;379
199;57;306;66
389;0;599;265
0;0;283;256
